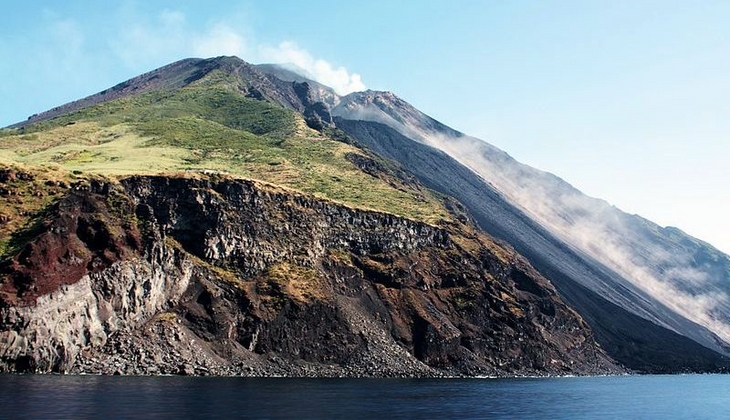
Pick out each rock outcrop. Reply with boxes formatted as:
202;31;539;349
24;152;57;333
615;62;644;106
0;169;621;376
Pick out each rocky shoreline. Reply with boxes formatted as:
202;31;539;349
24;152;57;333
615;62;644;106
68;319;624;378
2;172;622;377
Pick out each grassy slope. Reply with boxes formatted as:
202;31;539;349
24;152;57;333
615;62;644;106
0;70;450;227
0;164;79;258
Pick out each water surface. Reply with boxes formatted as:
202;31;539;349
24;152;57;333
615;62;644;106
0;374;727;419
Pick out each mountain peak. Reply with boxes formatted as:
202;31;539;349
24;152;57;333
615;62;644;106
8;56;319;128
256;63;314;83
198;55;259;75
10;56;256;128
341;89;399;103
332;89;462;144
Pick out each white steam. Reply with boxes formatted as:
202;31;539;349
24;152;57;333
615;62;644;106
258;41;366;95
110;10;365;95
336;96;730;347
443;133;730;344
192;23;249;58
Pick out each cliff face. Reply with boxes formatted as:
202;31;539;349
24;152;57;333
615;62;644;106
0;169;620;376
330;89;730;370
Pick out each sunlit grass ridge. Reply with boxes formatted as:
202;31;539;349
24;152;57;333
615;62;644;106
0;70;451;224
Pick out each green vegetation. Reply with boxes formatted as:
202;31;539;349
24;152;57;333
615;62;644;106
0;71;451;224
259;262;330;304
1;207;53;262
327;248;353;266
0;165;74;261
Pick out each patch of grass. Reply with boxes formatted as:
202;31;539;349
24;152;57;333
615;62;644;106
153;312;178;323
1;209;54;262
0;165;71;260
263;262;330;304
0;128;19;138
1;77;452;224
327;248;353;266
0;239;9;257
0;121;121;155
452;288;478;311
139;116;261;151
165;85;296;136
0;125;192;175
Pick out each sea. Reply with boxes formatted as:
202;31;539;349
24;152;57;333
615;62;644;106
0;374;727;419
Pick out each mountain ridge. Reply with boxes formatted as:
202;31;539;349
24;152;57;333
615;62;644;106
328;86;730;352
2;55;728;374
333;117;730;371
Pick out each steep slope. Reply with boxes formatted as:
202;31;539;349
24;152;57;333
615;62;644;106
12;57;328;129
334;118;730;372
0;166;619;376
255;63;340;109
5;55;728;374
331;90;730;354
0;57;622;376
0;57;449;225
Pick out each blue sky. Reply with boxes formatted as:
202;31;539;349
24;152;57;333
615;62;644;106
1;0;729;253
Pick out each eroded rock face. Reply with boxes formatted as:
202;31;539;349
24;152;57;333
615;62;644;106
0;174;622;376
1;181;143;304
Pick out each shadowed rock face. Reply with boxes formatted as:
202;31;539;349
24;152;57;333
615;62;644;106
1;180;143;305
0;170;620;376
11;57;337;133
330;88;730;358
334;117;730;373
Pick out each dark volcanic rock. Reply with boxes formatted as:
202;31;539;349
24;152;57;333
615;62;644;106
1;180;142;305
334;117;730;374
0;172;621;376
292;81;334;130
9;57;334;130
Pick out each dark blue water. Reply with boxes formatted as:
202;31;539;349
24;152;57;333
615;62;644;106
0;374;728;419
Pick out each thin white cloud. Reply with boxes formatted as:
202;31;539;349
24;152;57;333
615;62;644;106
53;19;85;54
103;10;366;95
192;23;249;58
112;12;187;68
30;15;103;95
111;10;365;94
258;41;366;94
159;9;186;27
